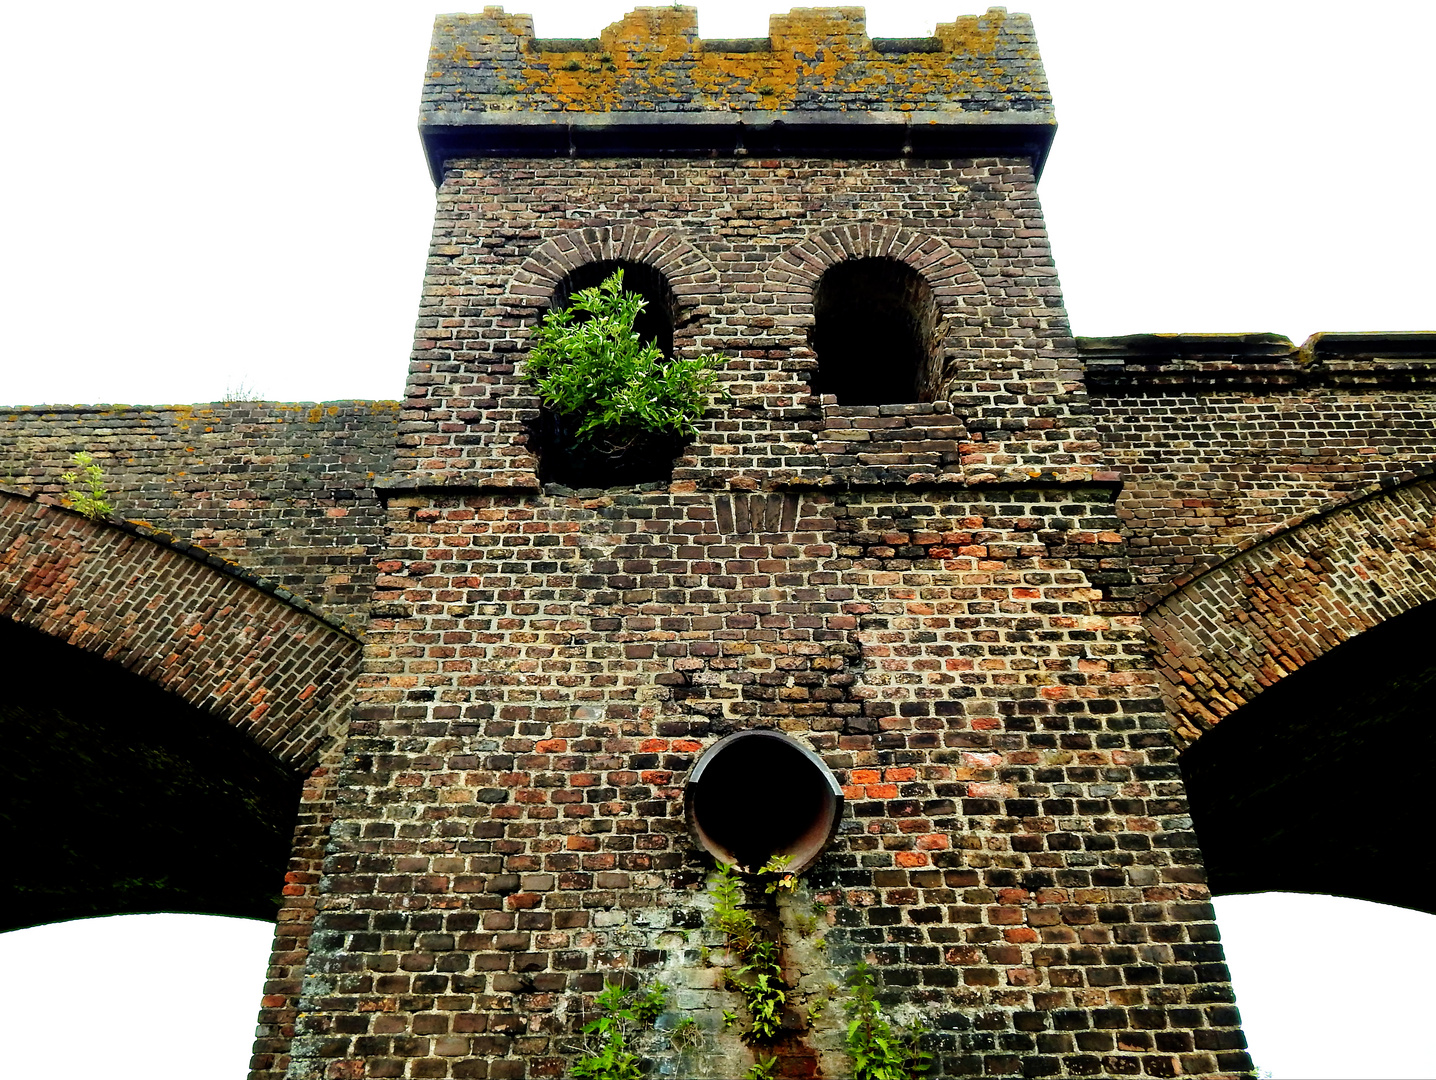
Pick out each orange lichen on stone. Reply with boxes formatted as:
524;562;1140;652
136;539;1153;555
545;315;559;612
935;10;1005;54
425;5;1049;116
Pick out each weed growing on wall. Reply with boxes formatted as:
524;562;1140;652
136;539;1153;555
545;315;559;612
570;980;670;1080
707;864;787;1045
525;269;721;484
844;961;931;1080
744;1054;779;1079
60;452;113;519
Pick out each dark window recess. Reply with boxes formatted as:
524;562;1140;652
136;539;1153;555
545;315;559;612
533;259;683;488
547;259;676;358
810;257;941;406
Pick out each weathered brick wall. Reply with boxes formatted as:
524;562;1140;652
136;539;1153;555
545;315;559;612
1084;333;1436;600
0;400;399;626
286;108;1248;1078
277;3;1259;1070
395;156;1098;491
290;486;1243;1079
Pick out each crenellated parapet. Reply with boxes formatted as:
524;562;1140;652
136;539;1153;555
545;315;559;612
420;5;1054;180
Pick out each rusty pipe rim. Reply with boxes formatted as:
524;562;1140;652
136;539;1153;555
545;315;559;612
683;729;844;876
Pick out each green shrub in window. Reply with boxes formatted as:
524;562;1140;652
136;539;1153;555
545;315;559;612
526;269;721;456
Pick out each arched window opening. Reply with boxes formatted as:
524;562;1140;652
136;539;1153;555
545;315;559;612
810;257;941;406
531;259;685;488
548;259;676;358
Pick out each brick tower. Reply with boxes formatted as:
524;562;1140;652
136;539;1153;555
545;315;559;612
281;7;1252;1078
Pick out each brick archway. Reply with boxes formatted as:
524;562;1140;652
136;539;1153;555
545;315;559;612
0;489;362;1080
0;489;361;763
1144;471;1436;748
764;224;989;399
502;223;719;347
764;222;988;305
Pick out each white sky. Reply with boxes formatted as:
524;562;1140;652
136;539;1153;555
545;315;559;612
1;896;1434;1078
2;3;1434;1078
1;1;1432;406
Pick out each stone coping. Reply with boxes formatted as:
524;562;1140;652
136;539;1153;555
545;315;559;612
420;110;1055;184
1080;331;1436;391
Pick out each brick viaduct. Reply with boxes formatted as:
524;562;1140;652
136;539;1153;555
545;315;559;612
1;7;1432;1079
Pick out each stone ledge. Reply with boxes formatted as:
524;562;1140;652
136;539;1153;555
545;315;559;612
1081;331;1436;392
421;110;1055;184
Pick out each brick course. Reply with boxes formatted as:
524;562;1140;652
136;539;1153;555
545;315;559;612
1085;333;1436;601
0;400;399;626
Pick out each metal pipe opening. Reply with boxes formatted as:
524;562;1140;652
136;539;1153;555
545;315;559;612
684;730;843;874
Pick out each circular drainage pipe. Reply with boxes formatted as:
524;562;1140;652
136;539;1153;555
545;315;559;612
684;730;843;874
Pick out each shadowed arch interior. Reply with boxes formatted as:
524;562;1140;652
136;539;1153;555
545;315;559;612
810;256;941;406
0;618;302;932
533;259;686;488
548;258;677;358
1179;600;1436;915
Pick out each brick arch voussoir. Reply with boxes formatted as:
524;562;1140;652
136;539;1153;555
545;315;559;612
765;225;988;368
502;225;718;323
1145;471;1436;750
0;490;362;767
765;224;986;304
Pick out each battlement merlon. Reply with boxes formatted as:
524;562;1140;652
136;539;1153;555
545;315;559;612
419;5;1056;184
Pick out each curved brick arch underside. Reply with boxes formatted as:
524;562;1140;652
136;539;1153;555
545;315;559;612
0;490;362;764
1146;474;1436;749
503;223;720;326
765;222;988;303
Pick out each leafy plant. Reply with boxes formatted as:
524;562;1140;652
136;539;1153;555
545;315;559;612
60;451;113;519
744;1055;779;1080
710;863;759;956
727;937;786;1042
570;979;669;1080
668;1015;703;1054
708;864;786;1044
526;269;721;453
756;854;796;895
843;962;931;1080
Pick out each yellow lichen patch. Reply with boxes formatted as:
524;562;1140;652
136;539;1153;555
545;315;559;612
497;5;1037;114
935;8;1006;56
308;406;325;423
598;6;697;58
519;7;694;111
689;49;796;109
